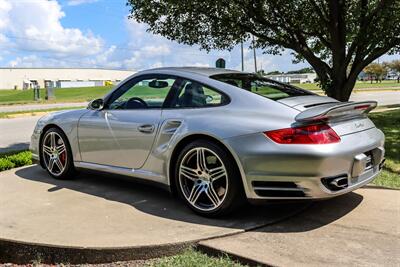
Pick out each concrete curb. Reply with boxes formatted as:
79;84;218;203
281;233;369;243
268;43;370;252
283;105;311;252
0;238;194;264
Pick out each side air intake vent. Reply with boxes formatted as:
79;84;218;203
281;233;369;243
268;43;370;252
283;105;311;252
252;181;306;197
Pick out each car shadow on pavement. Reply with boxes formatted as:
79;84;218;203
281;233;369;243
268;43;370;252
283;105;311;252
15;165;363;231
257;192;364;233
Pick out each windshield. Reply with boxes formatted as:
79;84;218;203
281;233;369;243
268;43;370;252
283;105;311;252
210;73;314;100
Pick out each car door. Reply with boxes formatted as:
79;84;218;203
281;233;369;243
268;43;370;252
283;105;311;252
78;74;178;169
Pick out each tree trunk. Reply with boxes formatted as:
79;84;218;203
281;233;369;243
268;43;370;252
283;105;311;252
325;73;357;102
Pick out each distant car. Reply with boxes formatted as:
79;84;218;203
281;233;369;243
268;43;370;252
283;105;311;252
30;67;385;217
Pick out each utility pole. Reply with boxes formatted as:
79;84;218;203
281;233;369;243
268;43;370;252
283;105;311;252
241;41;244;72
252;35;257;73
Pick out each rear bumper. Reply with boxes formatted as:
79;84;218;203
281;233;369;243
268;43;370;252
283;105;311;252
224;127;385;200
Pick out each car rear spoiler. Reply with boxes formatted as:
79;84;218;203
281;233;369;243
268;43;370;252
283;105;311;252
295;101;377;123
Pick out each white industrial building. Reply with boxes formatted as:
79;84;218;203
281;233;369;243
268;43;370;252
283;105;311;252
266;73;317;84
0;68;134;90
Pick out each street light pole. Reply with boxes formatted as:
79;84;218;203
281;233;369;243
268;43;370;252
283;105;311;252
252;35;257;73
241;41;244;72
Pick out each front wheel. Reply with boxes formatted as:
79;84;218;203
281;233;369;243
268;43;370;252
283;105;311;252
41;127;76;179
175;140;245;217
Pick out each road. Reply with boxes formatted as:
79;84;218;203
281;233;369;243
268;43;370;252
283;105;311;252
350;91;400;106
0;115;41;153
0;91;399;153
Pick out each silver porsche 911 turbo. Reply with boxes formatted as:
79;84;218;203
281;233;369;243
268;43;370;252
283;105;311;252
30;67;385;216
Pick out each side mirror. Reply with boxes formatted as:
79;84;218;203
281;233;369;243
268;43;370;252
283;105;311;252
88;98;104;110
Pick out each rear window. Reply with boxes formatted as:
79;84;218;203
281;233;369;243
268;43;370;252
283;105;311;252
211;73;314;100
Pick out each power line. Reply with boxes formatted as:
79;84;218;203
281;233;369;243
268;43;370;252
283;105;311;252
1;34;231;57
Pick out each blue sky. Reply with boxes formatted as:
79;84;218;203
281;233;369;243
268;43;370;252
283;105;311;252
0;0;398;72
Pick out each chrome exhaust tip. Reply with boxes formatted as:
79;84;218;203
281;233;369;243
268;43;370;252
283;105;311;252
330;177;348;189
321;175;349;191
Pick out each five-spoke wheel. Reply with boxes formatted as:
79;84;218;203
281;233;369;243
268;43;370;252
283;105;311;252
41;128;75;179
179;147;228;211
175;140;244;216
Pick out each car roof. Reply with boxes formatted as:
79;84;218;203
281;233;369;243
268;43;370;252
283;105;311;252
150;67;247;77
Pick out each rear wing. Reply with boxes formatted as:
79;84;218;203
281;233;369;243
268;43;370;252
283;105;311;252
295;101;377;123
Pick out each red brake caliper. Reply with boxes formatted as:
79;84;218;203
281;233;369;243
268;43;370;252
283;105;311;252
60;151;66;165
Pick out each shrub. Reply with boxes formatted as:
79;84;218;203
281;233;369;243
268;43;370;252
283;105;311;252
6;151;32;166
0;151;32;172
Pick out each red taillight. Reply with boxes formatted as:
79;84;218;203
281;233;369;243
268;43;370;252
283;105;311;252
354;104;371;110
264;124;341;144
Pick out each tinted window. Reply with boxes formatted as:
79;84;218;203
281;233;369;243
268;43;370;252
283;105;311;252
172;79;228;108
211;73;313;100
107;76;176;109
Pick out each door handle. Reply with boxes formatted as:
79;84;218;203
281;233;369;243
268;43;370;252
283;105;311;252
138;124;155;133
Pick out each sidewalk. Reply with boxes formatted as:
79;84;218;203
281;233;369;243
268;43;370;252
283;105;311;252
0;102;87;113
199;187;400;266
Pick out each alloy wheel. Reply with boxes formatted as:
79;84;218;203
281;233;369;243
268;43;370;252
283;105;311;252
178;147;228;211
42;131;67;176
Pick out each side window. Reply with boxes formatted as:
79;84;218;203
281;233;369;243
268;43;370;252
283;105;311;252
173;80;227;108
107;76;176;110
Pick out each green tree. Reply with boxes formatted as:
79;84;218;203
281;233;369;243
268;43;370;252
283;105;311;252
266;70;282;75
385;59;400;83
363;63;388;83
128;0;400;101
286;67;315;74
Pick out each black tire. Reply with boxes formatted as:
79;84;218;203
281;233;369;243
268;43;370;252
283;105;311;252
40;127;76;180
174;139;245;217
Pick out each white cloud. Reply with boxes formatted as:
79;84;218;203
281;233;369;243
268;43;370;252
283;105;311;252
122;18;224;70
150;62;163;68
0;0;10;47
0;0;11;30
0;0;103;59
8;55;43;68
191;62;210;67
141;45;171;56
67;0;98;6
0;0;315;71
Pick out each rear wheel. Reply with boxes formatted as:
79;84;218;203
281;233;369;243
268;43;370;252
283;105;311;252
175;140;245;217
41;127;76;179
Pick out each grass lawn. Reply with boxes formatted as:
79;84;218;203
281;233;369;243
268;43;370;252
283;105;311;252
0;86;113;105
296;80;400;91
150;248;245;267
369;109;400;188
